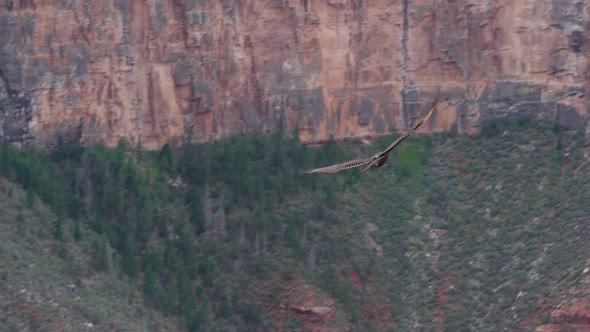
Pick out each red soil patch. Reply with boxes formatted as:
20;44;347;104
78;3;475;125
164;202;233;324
550;297;590;325
348;269;394;327
521;292;590;331
50;321;64;332
433;275;451;332
0;285;48;327
520;296;553;331
272;276;337;332
349;270;363;290
272;272;396;331
454;152;468;184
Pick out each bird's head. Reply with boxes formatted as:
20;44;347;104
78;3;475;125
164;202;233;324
372;154;388;168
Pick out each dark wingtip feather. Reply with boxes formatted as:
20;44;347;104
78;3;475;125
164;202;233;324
300;168;313;175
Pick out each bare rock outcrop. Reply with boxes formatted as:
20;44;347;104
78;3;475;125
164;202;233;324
0;0;588;148
536;297;590;332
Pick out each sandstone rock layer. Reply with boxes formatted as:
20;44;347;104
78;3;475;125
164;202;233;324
0;0;588;148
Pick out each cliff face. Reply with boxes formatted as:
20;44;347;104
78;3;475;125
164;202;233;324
0;0;588;148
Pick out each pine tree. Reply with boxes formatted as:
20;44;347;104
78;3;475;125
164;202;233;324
52;217;63;241
73;219;82;241
122;233;138;277
91;238;109;272
143;263;156;297
165;277;180;314
178;268;195;316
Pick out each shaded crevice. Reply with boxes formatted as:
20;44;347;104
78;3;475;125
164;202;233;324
0;66;17;98
401;0;409;131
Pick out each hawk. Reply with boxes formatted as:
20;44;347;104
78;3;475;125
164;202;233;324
303;98;438;174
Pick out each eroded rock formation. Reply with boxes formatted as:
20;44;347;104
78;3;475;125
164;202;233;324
536;297;590;332
0;0;588;148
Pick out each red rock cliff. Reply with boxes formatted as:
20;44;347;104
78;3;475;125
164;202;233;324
0;0;588;148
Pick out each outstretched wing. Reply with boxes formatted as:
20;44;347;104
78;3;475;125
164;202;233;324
303;98;438;174
360;98;438;171
380;97;438;156
302;157;373;174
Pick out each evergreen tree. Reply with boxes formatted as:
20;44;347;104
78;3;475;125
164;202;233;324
142;262;156;298
122;233;139;277
52;217;63;241
178;268;195;316
165;277;180;314
73;219;82;242
91;238;109;272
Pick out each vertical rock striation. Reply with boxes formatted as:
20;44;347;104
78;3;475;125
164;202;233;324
0;0;588;148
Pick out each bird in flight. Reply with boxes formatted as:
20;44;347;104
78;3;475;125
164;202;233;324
303;98;438;174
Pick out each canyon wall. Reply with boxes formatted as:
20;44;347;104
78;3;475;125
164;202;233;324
0;0;588;148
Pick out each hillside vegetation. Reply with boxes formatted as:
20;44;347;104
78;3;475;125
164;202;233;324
0;119;588;331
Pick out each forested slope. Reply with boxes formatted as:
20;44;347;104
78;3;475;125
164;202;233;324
0;119;588;331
